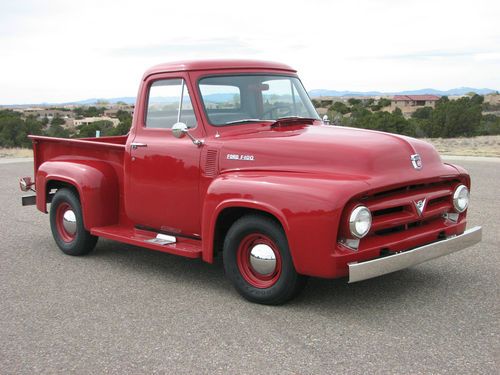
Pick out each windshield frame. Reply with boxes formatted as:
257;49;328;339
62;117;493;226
196;73;320;127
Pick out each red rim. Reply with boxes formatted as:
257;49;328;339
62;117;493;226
236;233;282;289
55;202;76;243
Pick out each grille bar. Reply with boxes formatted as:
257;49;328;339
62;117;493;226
364;180;456;236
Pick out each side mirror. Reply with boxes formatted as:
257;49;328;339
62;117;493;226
172;122;204;147
172;122;188;138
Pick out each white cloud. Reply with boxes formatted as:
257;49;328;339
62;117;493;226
0;0;499;104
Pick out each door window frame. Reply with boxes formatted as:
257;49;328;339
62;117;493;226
139;72;201;134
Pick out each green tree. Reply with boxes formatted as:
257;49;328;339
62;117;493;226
412;106;433;120
430;96;482;137
51;115;66;126
17;116;44;147
378;98;392;107
46;123;70;138
74;106;106;118
347;98;362;106
0;110;23;147
76;120;115;138
107;110;133;135
0;110;45;147
330;101;350;114
478;114;500;135
470;94;484;106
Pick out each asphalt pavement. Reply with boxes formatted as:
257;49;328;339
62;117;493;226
0;158;498;374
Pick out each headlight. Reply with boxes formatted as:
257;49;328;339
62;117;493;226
453;185;469;213
349;206;372;238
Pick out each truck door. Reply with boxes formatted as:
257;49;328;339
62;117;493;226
124;74;203;237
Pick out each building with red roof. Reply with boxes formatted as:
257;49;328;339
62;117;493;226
391;94;441;116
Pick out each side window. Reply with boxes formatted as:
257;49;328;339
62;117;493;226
146;79;197;129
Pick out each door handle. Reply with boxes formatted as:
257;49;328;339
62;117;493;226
131;142;148;150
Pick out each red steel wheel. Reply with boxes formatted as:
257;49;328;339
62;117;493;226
236;234;282;289
55;202;77;243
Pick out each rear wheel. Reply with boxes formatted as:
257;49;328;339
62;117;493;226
50;188;98;256
223;215;307;305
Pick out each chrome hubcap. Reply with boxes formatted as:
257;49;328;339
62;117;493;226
62;210;77;235
249;244;276;275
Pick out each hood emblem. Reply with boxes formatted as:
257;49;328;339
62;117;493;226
414;199;426;216
410;154;422;170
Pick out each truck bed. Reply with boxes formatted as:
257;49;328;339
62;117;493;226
29;134;127;171
29;134;127;221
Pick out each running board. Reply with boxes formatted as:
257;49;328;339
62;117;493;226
91;225;202;259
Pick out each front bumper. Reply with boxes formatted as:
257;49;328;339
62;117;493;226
348;226;482;283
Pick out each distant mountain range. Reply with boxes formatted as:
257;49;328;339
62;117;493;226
308;87;498;98
3;87;497;107
67;87;499;104
68;97;137;105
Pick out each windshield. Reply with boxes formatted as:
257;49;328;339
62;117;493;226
198;75;320;126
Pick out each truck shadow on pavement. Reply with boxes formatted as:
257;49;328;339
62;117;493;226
90;238;476;313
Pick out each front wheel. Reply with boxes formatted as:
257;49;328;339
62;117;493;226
50;188;98;256
223;215;307;305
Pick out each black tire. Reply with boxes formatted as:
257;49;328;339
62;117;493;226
223;215;307;305
50;188;98;256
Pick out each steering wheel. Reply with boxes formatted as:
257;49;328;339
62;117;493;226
262;105;293;119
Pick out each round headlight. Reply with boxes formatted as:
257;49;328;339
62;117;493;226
349;206;372;238
453;185;469;213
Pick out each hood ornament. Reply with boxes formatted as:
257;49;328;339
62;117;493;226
410;154;422;170
414;199;426;216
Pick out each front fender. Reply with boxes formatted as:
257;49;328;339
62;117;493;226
202;172;370;277
36;161;119;230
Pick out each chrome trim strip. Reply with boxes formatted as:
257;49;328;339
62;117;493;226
348;226;482;283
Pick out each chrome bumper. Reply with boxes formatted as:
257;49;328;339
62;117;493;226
348;226;482;283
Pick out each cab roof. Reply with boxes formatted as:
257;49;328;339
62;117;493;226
143;59;296;79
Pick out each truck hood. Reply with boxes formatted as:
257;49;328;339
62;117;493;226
217;124;460;187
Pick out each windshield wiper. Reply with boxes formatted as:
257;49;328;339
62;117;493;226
224;119;274;125
275;116;318;121
270;116;318;126
224;116;318;126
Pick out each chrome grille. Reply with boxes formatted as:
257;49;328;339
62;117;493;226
364;180;457;236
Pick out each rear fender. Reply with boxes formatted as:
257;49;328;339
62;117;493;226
36;161;119;230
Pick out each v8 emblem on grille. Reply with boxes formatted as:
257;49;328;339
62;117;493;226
414;199;426;216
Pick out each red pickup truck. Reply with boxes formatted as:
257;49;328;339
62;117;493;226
20;60;482;304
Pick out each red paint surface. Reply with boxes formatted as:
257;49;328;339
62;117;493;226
27;60;472;279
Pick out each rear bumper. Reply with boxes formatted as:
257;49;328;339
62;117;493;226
348;226;482;283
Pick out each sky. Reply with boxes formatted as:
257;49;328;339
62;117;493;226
1;0;499;104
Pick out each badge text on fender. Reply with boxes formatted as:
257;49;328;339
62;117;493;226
226;154;255;161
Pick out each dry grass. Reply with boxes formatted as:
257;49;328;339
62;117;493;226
0;148;33;158
422;135;500;157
